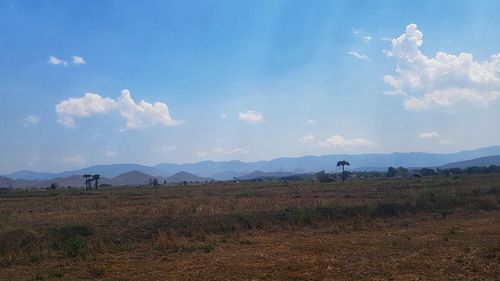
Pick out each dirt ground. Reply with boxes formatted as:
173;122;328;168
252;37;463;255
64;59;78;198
2;211;498;281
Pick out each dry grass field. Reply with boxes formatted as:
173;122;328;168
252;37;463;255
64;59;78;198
1;174;499;280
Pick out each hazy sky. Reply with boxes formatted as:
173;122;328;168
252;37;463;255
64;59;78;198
1;0;500;173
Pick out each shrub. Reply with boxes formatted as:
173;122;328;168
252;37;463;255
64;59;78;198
49;224;93;257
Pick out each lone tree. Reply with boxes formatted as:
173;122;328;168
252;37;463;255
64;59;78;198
336;160;350;182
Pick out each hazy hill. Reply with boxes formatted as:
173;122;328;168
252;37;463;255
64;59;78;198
239;170;296;180
4;146;500;181
165;171;210;183
441;155;500;169
109;171;156;186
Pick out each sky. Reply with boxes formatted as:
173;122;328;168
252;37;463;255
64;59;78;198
1;0;500;173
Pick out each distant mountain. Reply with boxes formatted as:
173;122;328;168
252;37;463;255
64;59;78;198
4;145;500;183
0;176;14;188
210;170;248;181
165;171;210;183
239;170;296;180
441;155;500;169
109;171;155;186
6;170;57;180
4;164;168;181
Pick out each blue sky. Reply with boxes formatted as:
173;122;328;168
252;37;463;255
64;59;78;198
1;0;500;173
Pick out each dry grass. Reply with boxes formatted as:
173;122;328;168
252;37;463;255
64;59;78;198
0;174;499;280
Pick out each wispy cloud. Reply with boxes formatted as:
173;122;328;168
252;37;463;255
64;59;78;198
48;55;86;66
319;135;374;148
197;147;249;158
62;155;85;164
418;132;440;139
305;119;316;125
24;115;40;126
418;131;453;144
298;133;316;143
347;51;371;61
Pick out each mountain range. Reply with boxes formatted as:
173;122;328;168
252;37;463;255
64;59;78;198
2;146;500;186
0;171;210;188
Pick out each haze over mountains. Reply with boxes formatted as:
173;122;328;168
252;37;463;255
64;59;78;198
2;146;500;187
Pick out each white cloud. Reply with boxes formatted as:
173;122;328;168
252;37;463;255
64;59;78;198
352;28;360;35
305;119;316;125
385;23;500;110
55;89;180;128
24;115;40;126
348;51;371;61
48;56;67;66
238;110;263;123
56;93;117;127
72;55;86;65
298;133;316;143
418;132;440;139
362;35;372;43
117;90;180;128
319;135;374;148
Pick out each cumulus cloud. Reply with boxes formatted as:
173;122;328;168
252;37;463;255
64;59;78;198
348;51;371;61
384;23;500;110
418;132;440;139
72;55;86;65
319;135;374;148
48;56;67;66
55;89;180;128
298;133;316;143
238;110;263;123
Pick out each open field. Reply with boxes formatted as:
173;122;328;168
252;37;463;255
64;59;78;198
1;174;499;280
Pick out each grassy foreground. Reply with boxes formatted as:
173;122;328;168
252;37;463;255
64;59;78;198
1;174;499;280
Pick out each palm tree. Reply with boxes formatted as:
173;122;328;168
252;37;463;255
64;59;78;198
336;160;350;182
83;174;93;190
92;174;100;189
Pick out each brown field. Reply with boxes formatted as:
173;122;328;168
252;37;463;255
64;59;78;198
1;174;499;280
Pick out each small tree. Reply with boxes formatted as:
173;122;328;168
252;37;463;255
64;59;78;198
386;167;398;177
315;170;332;183
336;160;350;182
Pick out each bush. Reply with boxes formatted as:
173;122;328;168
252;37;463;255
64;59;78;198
0;229;37;254
49;224;93;257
